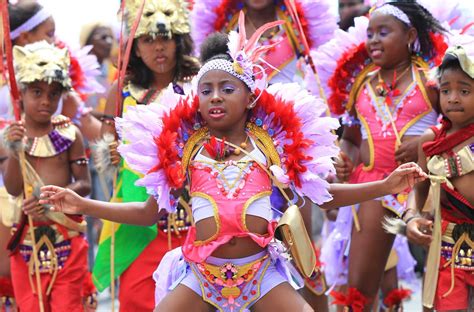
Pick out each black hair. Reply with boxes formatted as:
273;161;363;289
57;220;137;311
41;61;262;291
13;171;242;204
127;34;200;88
387;0;446;60
437;54;463;79
199;32;232;64
8;1;43;32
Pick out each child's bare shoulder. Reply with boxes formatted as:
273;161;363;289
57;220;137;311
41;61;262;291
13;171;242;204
419;127;437;145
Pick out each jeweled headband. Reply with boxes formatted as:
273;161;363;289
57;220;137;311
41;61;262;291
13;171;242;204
10;8;52;40
372;4;421;52
196;11;283;93
373;4;411;26
196;58;256;91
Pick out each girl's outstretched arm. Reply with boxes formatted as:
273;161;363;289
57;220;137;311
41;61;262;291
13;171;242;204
39;185;165;226
320;162;427;210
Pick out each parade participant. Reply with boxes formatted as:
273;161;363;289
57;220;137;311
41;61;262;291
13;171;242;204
313;1;447;310
79;22;117;116
191;0;337;84
40;12;427;312
4;1;104;142
3;41;91;311
338;0;370;31
192;1;337;308
0;145;17;312
403;44;474;311
91;0;199;310
79;21;117;272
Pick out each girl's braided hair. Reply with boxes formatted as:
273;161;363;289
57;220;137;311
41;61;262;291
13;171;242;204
387;0;446;60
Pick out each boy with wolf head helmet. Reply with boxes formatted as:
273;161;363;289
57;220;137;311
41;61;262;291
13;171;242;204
3;41;91;311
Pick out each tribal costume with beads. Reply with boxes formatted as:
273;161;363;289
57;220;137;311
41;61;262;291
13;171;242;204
313;6;453;309
422;119;474;310
4;41;90;312
420;44;474;310
6;116;89;312
117;13;339;311
191;0;337;84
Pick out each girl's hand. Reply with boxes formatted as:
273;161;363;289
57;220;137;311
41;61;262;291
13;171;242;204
23;196;45;218
5;121;25;143
39;185;84;215
406;217;433;246
395;139;419;163
383;162;427;194
335;152;354;182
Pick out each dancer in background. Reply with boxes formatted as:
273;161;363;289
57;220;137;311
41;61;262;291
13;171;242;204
3;41;91;311
314;1;447;310
402;43;474;311
91;0;199;310
4;0;104;142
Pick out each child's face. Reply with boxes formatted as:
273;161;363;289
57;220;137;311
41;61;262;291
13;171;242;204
135;35;177;76
440;67;474;128
198;70;254;133
26;17;56;45
339;0;364;21
21;81;63;124
244;0;274;11
366;13;416;68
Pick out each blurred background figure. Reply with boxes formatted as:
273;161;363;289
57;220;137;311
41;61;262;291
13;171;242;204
338;0;370;31
79;21;118;271
79;22;117;116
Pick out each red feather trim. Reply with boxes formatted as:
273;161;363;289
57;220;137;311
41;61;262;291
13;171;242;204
328;43;369;115
214;0;239;32
213;0;313;49
292;0;312;49
383;288;412;307
55;40;87;101
251;90;313;188
0;276;14;297
331;288;368;312
429;32;449;67
150;95;200;189
153;87;312;190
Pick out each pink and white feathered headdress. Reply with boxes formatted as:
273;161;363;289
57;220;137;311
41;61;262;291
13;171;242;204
196;11;284;92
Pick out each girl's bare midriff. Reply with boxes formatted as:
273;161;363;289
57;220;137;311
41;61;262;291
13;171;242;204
195;215;268;258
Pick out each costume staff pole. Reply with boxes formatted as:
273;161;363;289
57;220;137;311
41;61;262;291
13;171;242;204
283;0;329;110
0;1;45;311
108;1;146;310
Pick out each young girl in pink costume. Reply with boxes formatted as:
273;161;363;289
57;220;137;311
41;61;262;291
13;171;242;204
38;12;427;312
191;0;338;85
313;1;449;311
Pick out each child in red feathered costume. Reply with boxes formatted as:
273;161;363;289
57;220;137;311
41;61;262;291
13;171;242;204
191;1;339;309
38;12;428;312
323;1;448;311
405;44;474;311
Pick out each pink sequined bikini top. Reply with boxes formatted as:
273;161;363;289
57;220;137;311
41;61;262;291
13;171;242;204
182;151;276;263
356;66;435;141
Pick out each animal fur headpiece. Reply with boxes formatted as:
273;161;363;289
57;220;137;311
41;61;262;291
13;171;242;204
13;41;72;90
124;0;190;39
